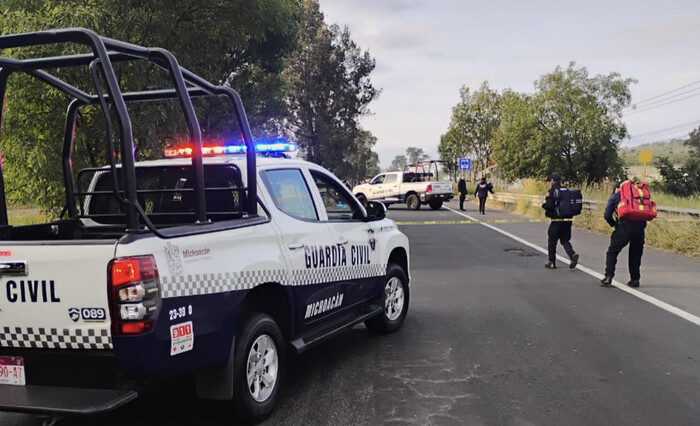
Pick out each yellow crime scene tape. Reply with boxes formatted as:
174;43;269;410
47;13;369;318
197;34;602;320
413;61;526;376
394;217;699;226
395;218;571;226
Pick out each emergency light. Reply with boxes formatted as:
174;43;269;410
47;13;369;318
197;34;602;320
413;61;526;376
164;140;298;158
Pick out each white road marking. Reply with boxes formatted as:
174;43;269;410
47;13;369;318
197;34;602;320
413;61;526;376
444;205;700;327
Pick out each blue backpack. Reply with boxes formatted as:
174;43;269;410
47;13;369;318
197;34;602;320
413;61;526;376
555;187;583;218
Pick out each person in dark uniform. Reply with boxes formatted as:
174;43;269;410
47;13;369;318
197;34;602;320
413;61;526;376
457;175;468;211
600;181;646;288
541;173;579;269
474;177;494;214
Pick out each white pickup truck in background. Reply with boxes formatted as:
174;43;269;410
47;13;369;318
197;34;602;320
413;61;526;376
353;161;454;210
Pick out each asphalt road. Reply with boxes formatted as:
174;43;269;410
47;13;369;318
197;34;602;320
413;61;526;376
4;201;700;425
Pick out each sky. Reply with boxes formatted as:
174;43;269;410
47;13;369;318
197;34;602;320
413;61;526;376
318;0;700;168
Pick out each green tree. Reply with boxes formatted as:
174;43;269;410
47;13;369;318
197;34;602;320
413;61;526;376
686;125;700;159
654;157;700;196
389;147;429;171
493;62;632;184
438;128;467;181
364;151;381;180
405;147;429;164
345;129;380;185
491;91;544;181
533;62;631;184
654;126;700;195
390;155;408;170
442;82;501;177
283;0;378;178
0;0;301;213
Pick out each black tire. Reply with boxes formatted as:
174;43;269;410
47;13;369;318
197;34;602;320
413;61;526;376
233;313;285;424
406;194;421;210
365;264;410;334
356;194;368;208
428;200;443;210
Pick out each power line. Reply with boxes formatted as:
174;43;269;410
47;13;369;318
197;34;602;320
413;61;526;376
630;119;700;139
630;128;695;144
632;130;692;143
624;91;700;116
627;79;700;109
624;86;700;112
633;125;697;139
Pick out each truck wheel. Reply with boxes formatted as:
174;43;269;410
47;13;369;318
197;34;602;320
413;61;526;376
233;313;285;424
428;200;443;210
365;264;409;334
406;194;421;210
357;194;368;208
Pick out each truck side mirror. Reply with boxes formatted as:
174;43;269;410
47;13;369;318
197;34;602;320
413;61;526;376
364;201;386;221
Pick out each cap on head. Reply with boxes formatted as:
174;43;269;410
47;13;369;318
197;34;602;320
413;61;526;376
549;173;562;182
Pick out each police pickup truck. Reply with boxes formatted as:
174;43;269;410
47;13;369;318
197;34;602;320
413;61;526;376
0;29;410;424
353;161;453;210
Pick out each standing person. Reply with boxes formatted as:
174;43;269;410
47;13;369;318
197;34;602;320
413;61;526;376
457;175;468;211
541;173;579;269
600;181;646;288
474;177;494;215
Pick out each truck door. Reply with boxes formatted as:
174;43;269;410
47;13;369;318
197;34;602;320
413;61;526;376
259;168;342;333
307;169;386;307
382;173;400;199
367;174;386;199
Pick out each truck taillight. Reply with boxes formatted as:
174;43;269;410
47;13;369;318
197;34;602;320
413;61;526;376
108;255;161;335
426;184;433;194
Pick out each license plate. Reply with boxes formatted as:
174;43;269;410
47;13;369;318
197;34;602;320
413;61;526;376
0;356;25;386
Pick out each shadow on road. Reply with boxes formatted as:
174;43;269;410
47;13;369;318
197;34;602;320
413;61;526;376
50;326;377;426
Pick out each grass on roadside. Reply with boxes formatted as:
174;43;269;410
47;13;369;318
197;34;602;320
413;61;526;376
489;193;700;259
504;178;700;210
7;207;49;226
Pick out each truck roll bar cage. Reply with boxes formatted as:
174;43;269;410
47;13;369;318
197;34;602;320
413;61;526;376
0;28;258;233
403;160;445;181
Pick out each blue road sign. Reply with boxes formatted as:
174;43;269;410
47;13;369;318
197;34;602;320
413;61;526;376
459;158;471;171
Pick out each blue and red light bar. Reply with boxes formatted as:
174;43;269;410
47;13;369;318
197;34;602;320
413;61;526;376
164;140;298;158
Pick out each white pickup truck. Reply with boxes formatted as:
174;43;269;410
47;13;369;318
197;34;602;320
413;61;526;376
353;161;454;210
0;29;410;425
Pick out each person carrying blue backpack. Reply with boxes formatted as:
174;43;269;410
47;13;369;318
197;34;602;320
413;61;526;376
541;173;581;270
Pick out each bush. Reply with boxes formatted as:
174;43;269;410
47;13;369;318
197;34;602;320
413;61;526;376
654;157;700;196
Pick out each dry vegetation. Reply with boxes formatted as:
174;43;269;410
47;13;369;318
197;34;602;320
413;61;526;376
7;207;48;226
492;179;700;258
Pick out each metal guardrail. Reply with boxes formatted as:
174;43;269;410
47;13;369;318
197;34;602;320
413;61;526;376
491;192;700;217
